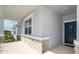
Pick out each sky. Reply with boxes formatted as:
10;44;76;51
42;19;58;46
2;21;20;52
4;20;17;31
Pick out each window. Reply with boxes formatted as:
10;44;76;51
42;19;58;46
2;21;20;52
24;18;32;35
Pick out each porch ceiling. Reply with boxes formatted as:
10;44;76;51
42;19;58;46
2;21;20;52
2;5;38;21
0;5;76;21
48;5;76;16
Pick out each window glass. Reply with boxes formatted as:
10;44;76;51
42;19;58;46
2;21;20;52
25;18;32;35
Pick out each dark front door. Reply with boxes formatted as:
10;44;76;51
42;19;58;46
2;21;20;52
65;21;76;44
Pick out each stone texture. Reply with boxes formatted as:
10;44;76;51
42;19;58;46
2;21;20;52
21;36;49;53
74;45;79;54
74;40;79;53
42;40;48;53
0;36;4;43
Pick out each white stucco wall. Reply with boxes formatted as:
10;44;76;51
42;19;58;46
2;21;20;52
32;6;44;36
32;6;62;49
0;6;4;36
17;24;21;35
77;5;79;40
63;12;76;21
41;6;62;49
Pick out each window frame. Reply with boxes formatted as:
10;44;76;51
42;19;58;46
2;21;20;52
24;18;32;35
23;13;33;35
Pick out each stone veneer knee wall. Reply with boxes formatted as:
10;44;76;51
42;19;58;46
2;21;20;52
21;35;49;54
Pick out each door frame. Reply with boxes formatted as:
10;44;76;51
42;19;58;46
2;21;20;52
63;19;76;46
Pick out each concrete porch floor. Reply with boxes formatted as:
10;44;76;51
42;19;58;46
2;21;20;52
0;41;38;54
0;41;74;54
49;45;74;54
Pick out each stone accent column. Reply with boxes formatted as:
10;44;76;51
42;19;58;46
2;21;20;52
74;40;79;54
74;45;79;53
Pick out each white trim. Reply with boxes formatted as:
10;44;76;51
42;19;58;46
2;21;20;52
64;19;76;23
23;13;33;35
24;13;33;21
63;19;76;45
64;43;74;46
31;14;33;35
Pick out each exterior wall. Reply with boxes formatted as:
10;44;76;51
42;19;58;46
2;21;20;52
20;20;24;34
77;5;79;40
0;19;4;36
63;12;76;21
22;6;76;49
62;12;76;44
74;6;79;53
0;6;4;37
0;6;4;43
23;6;62;49
17;24;21;35
38;6;62;49
32;6;44;36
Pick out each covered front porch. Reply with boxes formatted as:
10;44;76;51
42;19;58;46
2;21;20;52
0;5;78;54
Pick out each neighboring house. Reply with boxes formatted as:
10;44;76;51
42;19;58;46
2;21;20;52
0;5;79;53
